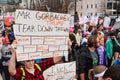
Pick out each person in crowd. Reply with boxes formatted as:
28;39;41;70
0;73;3;80
88;26;95;36
7;29;15;44
114;48;120;61
0;31;3;75
1;37;12;80
68;28;77;61
97;34;108;67
103;65;120;80
81;31;91;48
88;65;107;80
104;28;110;44
78;36;99;80
74;22;80;34
106;32;119;67
117;32;120;43
68;38;72;61
75;29;83;50
8;45;63;80
113;47;120;65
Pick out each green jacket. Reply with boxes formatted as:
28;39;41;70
106;38;119;59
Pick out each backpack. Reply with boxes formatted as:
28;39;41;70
21;64;42;80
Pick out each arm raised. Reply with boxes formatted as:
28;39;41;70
8;48;17;76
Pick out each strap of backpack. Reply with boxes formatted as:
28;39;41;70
21;67;25;80
20;64;41;80
35;64;42;71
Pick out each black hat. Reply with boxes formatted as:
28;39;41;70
110;32;115;36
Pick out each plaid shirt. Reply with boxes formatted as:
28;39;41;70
12;58;54;80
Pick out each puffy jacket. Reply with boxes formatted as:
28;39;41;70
78;47;99;80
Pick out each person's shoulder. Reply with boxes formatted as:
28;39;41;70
106;38;111;43
80;47;89;54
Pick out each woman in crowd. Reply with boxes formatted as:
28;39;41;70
78;36;99;80
68;28;77;61
97;33;108;67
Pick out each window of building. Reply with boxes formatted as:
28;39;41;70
0;0;7;3
81;5;83;9
87;4;89;9
91;4;93;8
91;13;93;16
113;3;117;9
107;2;112;9
95;4;97;8
80;13;82;16
95;13;97;16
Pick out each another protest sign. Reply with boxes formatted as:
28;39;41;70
43;61;76;80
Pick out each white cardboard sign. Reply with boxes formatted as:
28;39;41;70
14;10;71;61
43;61;76;80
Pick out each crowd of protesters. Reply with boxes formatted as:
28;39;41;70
0;13;120;80
0;15;64;80
0;16;16;80
68;15;120;80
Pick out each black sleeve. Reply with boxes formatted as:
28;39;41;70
78;52;87;74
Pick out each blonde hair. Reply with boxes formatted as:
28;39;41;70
97;31;104;40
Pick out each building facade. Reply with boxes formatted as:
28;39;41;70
68;0;118;17
77;0;105;17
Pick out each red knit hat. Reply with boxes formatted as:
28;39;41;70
3;37;10;44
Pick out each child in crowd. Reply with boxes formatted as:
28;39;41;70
0;31;3;75
1;37;12;80
113;45;120;65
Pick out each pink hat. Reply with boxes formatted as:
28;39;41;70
84;32;91;36
107;26;112;30
69;28;74;33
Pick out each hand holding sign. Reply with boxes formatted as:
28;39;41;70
10;40;17;54
54;56;63;64
11;40;17;49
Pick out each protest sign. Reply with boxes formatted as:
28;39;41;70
43;61;76;80
90;16;98;26
79;16;89;24
69;16;74;27
103;16;111;28
14;9;71;61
